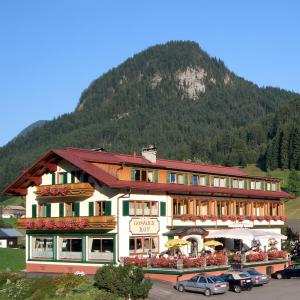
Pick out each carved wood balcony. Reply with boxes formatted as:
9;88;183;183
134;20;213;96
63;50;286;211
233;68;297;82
17;215;116;231
35;183;94;200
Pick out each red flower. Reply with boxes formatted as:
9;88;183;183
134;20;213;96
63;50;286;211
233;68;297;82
265;216;272;222
280;216;287;222
221;215;229;222
268;250;287;260
229;215;236;221
25;221;35;229
246;251;267;262
199;215;208;221
272;216;280;221
210;215;218;221
237;215;245;222
44;220;54;229
77;218;88;229
250;215;257;221
34;220;45;229
55;220;66;229
257;216;264;222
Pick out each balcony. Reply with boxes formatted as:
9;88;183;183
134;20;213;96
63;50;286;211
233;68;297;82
35;183;94;200
17;215;116;231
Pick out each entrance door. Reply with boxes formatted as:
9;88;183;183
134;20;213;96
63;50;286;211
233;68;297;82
187;238;198;257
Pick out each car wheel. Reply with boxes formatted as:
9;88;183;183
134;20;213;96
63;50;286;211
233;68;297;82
247;286;252;291
204;288;212;297
233;285;242;293
178;285;185;292
276;273;283;280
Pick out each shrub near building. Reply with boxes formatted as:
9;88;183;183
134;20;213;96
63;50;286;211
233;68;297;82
94;265;152;300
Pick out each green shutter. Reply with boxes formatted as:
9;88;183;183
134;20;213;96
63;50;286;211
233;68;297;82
32;204;37;218
123;200;129;216
190;175;194;185
226;177;230;188
104;201;112;216
168;235;174;240
184;174;188;185
160;202;166;216
206;176;210;186
46;203;51;217
131;168;136;181
74;202;80;217
51;173;56;185
88;202;94;216
244;180;247;190
62;172;68;184
167;171;171;183
154;170;158;183
71;171;75;184
59;203;64;217
217;204;221;217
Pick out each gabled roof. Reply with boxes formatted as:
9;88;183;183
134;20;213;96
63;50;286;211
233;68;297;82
2;147;291;199
0;228;23;238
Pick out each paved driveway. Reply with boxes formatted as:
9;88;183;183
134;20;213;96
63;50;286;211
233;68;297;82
149;278;300;300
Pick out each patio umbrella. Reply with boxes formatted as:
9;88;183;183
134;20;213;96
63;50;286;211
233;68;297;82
165;239;191;249
203;240;223;247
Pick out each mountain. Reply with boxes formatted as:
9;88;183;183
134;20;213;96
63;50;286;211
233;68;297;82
16;120;48;139
0;40;300;192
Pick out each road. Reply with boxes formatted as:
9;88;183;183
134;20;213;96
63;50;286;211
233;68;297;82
149;278;300;300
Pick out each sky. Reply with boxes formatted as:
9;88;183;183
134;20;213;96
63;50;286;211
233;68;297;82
0;0;300;147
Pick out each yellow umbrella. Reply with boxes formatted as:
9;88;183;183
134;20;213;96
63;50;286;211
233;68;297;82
165;239;191;249
203;240;223;247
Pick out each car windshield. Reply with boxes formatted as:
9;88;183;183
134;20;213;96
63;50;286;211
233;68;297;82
246;269;260;275
210;276;225;283
238;273;249;278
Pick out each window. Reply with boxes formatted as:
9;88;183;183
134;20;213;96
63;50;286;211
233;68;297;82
169;173;176;183
191;175;198;185
189;276;199;282
65;202;79;217
199;176;206;186
213;177;226;187
31;237;53;260
129;201;158;216
129;236;159;255
177;174;184;184
87;237;114;261
199;277;207;283
133;169;154;182
266;182;271;191
57;172;68;184
58;237;82;260
271;183;277;191
232;179;244;189
38;204;47;217
251;181;262;190
95;201;106;216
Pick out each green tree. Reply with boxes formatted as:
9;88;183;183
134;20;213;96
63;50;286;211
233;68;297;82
287;170;300;196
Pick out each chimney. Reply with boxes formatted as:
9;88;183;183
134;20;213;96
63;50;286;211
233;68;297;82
141;145;157;163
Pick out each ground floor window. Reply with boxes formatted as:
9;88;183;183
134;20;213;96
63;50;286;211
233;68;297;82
87;236;114;261
58;237;82;260
129;236;159;256
31;236;53;260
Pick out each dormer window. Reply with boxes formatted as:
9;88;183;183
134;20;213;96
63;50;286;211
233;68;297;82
132;168;155;182
232;179;245;189
169;173;176;183
250;180;262;190
177;174;184;184
213;177;226;188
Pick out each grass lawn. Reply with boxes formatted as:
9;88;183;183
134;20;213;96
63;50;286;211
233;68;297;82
0;248;25;272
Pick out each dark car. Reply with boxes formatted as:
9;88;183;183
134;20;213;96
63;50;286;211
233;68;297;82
272;264;300;279
175;274;229;296
220;271;253;293
242;269;270;286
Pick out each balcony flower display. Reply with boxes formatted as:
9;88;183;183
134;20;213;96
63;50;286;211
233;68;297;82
198;215;208;221
206;253;227;266
65;220;76;229
272;215;280;221
55;220;66;229
221;215;229;222
40;187;68;197
183;256;205;268
34;220;45;229
268;250;287;260
228;253;241;263
210;215;218;221
44;220;55;229
237;215;245;222
25;221;35;229
250;215;256;221
180;215;190;222
190;215;197;222
150;257;177;268
229;215;236;221
257;216;264;222
265;216;272;222
246;251;267;262
123;257;147;267
77;218;88;229
280;215;287;222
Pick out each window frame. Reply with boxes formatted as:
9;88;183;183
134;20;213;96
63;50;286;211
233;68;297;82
129;200;159;216
129;236;159;256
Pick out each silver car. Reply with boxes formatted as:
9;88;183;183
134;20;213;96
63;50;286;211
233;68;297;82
243;269;270;286
175;274;229;296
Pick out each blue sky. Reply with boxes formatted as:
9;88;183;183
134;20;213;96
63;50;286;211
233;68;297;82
0;0;299;147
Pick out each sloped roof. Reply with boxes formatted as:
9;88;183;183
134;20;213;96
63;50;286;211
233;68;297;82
2;147;291;200
0;228;23;238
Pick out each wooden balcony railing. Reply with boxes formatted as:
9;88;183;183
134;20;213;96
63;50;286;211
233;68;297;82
35;183;94;200
17;215;116;230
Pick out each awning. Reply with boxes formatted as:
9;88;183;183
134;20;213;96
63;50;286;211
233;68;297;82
207;228;287;240
163;227;208;237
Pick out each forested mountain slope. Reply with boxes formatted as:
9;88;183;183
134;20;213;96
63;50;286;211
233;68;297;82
1;41;299;192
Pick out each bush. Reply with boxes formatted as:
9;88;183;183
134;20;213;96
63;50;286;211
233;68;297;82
94;265;152;300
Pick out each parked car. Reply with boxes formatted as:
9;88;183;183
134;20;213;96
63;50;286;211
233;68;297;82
220;271;253;293
272;264;300;279
175;274;229;296
241;269;270;286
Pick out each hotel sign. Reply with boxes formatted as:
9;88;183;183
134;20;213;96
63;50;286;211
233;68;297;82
129;218;160;235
